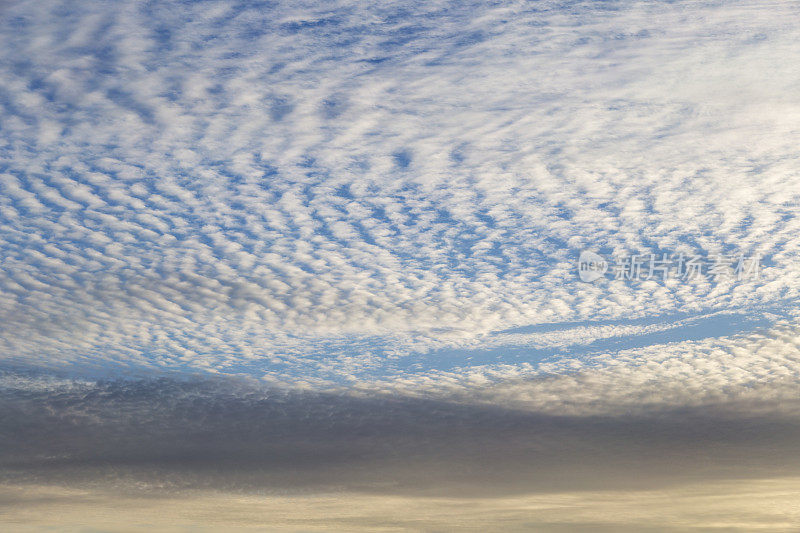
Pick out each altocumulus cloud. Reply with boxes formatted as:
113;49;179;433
2;0;800;530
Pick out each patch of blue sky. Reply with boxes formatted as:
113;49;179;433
0;305;786;387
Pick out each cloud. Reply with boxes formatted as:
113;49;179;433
0;0;799;381
3;371;800;500
4;478;800;532
2;1;800;527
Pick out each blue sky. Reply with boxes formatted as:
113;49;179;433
2;0;799;392
2;0;800;530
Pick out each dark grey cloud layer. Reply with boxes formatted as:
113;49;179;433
3;375;799;497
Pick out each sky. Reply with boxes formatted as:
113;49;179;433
1;0;800;530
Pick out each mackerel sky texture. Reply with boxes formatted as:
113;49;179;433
1;0;800;410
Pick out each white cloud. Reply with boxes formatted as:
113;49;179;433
0;0;798;387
